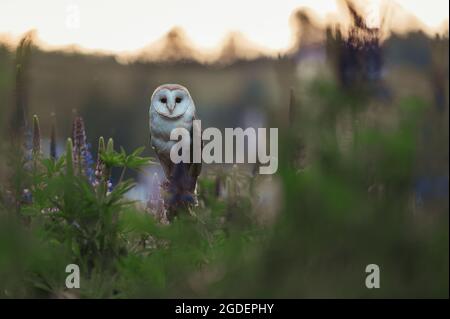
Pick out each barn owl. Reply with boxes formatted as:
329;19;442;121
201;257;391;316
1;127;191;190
149;84;201;205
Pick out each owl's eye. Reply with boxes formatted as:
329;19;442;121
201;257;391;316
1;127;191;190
175;97;182;103
160;97;167;103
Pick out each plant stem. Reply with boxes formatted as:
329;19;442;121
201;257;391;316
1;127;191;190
118;167;127;184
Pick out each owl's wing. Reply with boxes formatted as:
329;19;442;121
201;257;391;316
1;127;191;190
162;117;201;200
149;116;173;179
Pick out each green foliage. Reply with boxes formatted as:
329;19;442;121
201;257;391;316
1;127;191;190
101;146;154;171
0;130;165;297
0;77;447;298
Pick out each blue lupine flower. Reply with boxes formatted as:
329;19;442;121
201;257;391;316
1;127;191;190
83;142;95;183
107;178;114;194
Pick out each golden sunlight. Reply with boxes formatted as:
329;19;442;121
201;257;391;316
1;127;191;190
0;0;448;54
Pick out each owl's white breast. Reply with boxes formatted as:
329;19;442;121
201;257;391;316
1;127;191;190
149;106;195;156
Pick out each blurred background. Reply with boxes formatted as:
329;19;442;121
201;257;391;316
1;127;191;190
0;1;448;194
0;0;448;298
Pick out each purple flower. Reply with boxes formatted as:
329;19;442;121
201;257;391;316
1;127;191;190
72;116;95;183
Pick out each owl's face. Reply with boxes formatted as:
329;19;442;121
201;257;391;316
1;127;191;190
151;84;193;119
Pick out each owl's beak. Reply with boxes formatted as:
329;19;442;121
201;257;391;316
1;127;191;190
166;103;175;113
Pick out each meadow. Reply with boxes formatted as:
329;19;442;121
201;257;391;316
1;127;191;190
0;7;448;298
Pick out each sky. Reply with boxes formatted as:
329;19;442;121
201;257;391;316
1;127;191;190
0;0;448;54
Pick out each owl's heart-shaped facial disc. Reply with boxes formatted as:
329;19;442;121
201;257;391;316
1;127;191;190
151;86;192;119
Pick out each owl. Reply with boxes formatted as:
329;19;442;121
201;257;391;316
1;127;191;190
149;84;201;202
